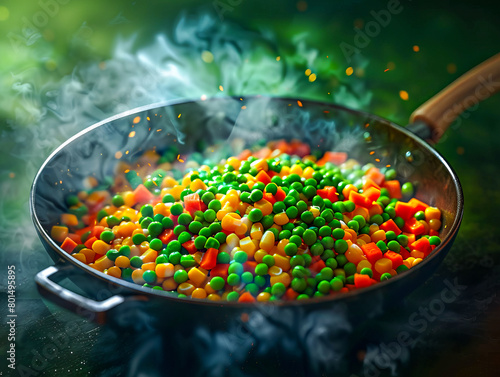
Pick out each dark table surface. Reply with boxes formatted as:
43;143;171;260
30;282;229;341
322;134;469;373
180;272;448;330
1;1;499;376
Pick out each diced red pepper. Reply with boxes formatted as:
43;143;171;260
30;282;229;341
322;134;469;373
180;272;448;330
67;233;81;244
408;198;429;213
395;201;417;220
263;192;277;205
133;184;154;205
384;250;403;269
383;180;402;199
238;292;256;303
60;237;78;253
317;186;338;202
182;240;197;254
349;191;374;209
365;167;385;186
184;193;202;216
210;263;229;279
255;170;272;185
200;247;218;270
400;246;411;260
243;261;257;274
361;242;383;264
84;236;97;249
354;273;375;289
91;226;105;239
285;288;299;300
403;217;425;235
159;229;175;244
309;260;326;274
379;219;402;235
274;187;286;202
411;237;432;255
363;187;381;202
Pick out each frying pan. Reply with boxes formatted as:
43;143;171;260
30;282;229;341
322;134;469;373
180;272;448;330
31;53;499;328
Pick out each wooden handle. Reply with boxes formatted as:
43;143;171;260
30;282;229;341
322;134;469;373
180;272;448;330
410;53;500;142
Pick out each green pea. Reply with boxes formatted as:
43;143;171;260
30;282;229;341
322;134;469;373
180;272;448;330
401;182;414;197
325;257;338;270
321;236;334;250
396;234;409;247
310;242;324;256
203;209;216;223
106;215;121;228
130;256;143;268
254;275;266;287
353;215;366;228
380;273;392;281
170;203;184;216
301;211;314;224
166;240;181;253
205;237;220;250
199;227;212;238
162;217;174;229
396;264;409;274
319;226;332;237
385;231;397;240
320;209;334;223
174;270;188;283
173;225;185;237
261;215;275;229
132;233;147;245
162;194;175;203
273;201;286;214
278;230;292;240
119;245;131;258
141;204;154;218
303;185;317;199
334;239;348;254
284;243;298;256
106;249;120;261
262;254;275;267
370;214;384;225
336;254;347;267
233;250;248;264
216;251;230;264
360;267;373;278
330;277;343;291
302;229;317;246
180;255;196;268
284;196;297;207
296;200;308;214
148;222;163;238
265;183;278;195
227;273;241;286
194;235;207;249
228;262;243;275
343;200;355;212
303;253;312;267
214;232;227;245
290;255;305;268
291;277;307;292
156;255;168;264
414;211;426;221
332;228;345;240
254;263;268;276
271;282;286;297
226;291;239;301
209;222;222;234
320;267;334;281
318;280;331;294
285;206;299;219
177;213;193;226
208;200;222;211
248;208;263;222
168;252;181;265
149;238;163;251
387;240;400;252
188;221;203;235
100;230;114;243
394;217;405;229
429;236;441;246
376;240;388;252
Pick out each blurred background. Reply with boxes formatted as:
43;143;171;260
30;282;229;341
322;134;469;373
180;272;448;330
1;0;499;376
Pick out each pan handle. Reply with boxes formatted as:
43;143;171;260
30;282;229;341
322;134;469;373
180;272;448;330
410;52;500;142
35;265;125;324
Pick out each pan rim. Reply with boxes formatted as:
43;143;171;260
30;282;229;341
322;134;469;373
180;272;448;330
30;95;464;308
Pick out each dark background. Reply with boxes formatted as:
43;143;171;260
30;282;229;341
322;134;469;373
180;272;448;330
0;0;499;376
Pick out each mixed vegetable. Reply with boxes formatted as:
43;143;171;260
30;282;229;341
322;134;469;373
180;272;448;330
51;139;442;302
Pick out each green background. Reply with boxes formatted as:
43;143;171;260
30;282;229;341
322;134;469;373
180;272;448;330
0;0;499;376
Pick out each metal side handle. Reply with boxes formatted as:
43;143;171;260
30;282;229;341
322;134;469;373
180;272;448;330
35;265;125;324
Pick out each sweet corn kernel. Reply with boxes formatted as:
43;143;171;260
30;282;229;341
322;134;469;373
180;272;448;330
156;263;174;278
356;259;372;273
371;230;386;243
257;292;271;301
188;267;208;287
270;272;291;287
106;266;122;278
191;288;207;299
374;258;392;274
162;277;178;291
260;230;275;252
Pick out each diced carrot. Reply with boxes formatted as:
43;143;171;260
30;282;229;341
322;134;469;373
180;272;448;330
60;237;78;253
354;273;374;288
67;233;81;244
400;247;411;260
200;248;218;270
274;187;286;202
379;219;402;235
349;191;373;209
363;177;381;191
361;242;383;264
91;226;105;239
408;198;429;213
210;264;229;279
238;292;256;303
403;218;425;235
365;167;385;186
363;187;381;202
316;151;348;166
429;229;440;237
84;236;97;249
133;184;154;205
383;180;402;199
243;261;257;274
159;229;175;244
184;193;201;216
285;288;299;300
411;237;432;255
255;170;272;185
369;203;383;217
395;201;417;220
384;251;403;269
182;240;197;254
263;192;277;205
75;226;91;237
254;147;272;159
238;149;252;161
309;260;326;274
289;140;310;157
403;232;416;244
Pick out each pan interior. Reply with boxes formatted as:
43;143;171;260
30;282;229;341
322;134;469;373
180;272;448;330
32;96;460;285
